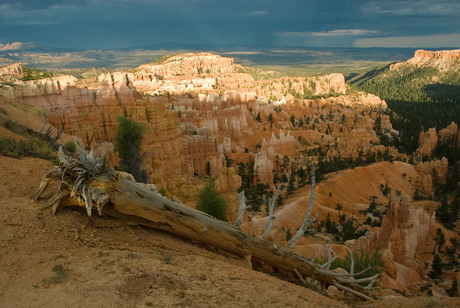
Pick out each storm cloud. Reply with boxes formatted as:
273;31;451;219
0;0;458;49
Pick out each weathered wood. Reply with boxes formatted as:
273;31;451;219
293;268;307;284
30;167;61;201
333;282;373;301
32;143;378;301
284;171;317;252
262;186;278;239
233;191;248;227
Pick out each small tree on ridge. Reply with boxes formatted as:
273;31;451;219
196;182;227;221
114;115;148;183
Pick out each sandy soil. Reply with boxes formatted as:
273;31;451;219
1;155;459;307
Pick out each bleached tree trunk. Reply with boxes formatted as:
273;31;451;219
233;191;248;227
284;171;317;252
32;143;377;301
262;186;278;239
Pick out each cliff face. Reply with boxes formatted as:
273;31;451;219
16;73;135;144
412;49;460;62
391;49;460;71
15;75;79;97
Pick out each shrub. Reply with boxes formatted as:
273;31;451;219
22;66;54;81
255;112;261;122
447;277;458;297
158;187;167;197
0;136;54;160
50;264;66;284
196;182;227;221
429;254;443;279
63;141;77;153
113;115;148;183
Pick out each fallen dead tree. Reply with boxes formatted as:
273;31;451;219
32;143;378;301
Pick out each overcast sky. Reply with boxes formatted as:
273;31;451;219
0;0;459;49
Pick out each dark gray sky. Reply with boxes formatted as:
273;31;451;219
0;0;459;49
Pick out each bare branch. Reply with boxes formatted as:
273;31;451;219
350;251;355;281
284;170;316;251
39;111;48;133
234;191;248;227
30;166;61;201
337;273;380;284
262;186;279;239
366;279;375;290
39;189;70;214
320;243;337;270
44;127;52;138
320;255;337;270
85;134;95;151
54;111;66;141
293;268;306;284
316;266;372;277
332;282;374;302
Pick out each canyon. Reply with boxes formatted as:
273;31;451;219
0;50;459;301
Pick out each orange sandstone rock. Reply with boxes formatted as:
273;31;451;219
417;128;438;158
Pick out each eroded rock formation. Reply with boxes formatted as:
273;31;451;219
417;128;438;158
260;129;296;158
439;122;460;148
414;158;449;196
354;197;437;295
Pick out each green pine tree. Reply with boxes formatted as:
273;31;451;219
447;277;458;297
114;115;148;183
255;112;262;122
196;182;228;221
429;254;443;279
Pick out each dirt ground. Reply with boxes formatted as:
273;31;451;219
1;155;459;307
